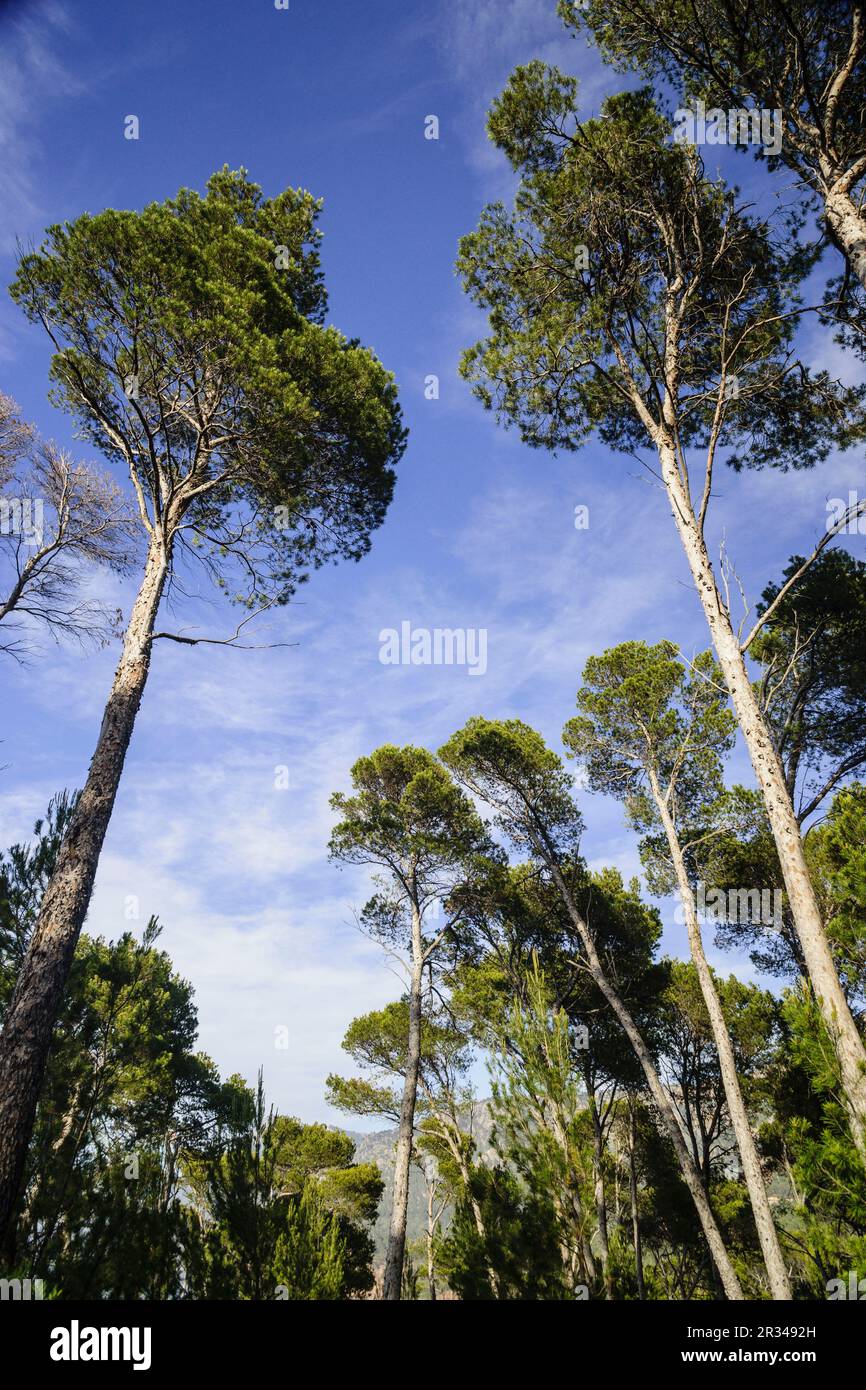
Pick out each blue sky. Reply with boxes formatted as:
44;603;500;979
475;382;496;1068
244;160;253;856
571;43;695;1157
0;0;863;1125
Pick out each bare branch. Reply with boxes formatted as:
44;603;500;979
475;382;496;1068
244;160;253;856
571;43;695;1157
740;496;866;652
149;601;294;651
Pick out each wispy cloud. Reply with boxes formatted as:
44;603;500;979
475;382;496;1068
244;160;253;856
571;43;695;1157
441;0;585;90
1;0;854;1128
0;0;80;255
86;852;394;1124
436;0;624;187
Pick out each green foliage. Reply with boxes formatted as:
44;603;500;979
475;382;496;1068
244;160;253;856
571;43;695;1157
328;743;497;1004
0;790;78;998
10;167;406;601
659;961;779;1161
316;1164;383;1227
692;781;866;996
11;918;227;1295
439;716;582;860
754;550;866;817
183;1073;377;1300
329;744;493;901
687;786;800;977
558;2;866;353
400;1252;421;1300
271;1186;348;1301
325;1074;400;1124
759;985;866;1293
438;1164;568;1300
764;986;866;1215
809;785;866;1000
487;958;597;1294
0;799;379;1299
271;1115;356;1184
440;719;667;1040
458;73;861;467
564;641;735;863
558;1;862;188
326;999;473;1127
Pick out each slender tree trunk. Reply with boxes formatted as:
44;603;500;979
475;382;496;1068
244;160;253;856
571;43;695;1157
51;1078;86;1155
382;914;424;1301
466;1181;490;1256
579;1232;597;1289
546;1101;596;1289
552;1184;595;1289
446;1134;502;1297
544;855;744;1299
425;1176;437;1302
588;1093;612;1298
658;441;866;1161
0;532;168;1259
649;768;792;1299
628;1102;645;1301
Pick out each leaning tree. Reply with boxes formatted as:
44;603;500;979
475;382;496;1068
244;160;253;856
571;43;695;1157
0;167;406;1255
440;716;746;1299
456;72;866;1157
564;641;791;1298
328;745;493;1300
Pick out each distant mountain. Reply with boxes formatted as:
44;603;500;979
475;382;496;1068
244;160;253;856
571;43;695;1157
342;1094;784;1261
343;1101;495;1259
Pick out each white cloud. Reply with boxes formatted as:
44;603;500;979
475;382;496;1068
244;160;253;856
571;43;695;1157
437;0;627;189
86;852;395;1124
0;0;80;256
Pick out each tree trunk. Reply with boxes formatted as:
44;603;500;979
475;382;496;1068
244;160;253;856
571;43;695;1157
459;1164;501;1296
650;768;792;1299
545;856;744;1299
628;1103;645;1301
467;1184;490;1255
446;1133;501;1297
545;1099;596;1289
0;532;168;1258
588;1093;612;1298
658;441;866;1161
823;175;866;293
425;1177;437;1302
382;917;424;1301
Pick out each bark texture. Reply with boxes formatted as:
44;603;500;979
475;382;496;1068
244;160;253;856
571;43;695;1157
658;441;866;1161
0;534;168;1257
545;857;744;1300
650;769;792;1300
588;1094;612;1297
823;172;866;293
381;911;424;1301
628;1104;645;1301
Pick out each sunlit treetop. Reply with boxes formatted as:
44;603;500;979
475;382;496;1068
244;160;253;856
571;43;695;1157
10;166;407;605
